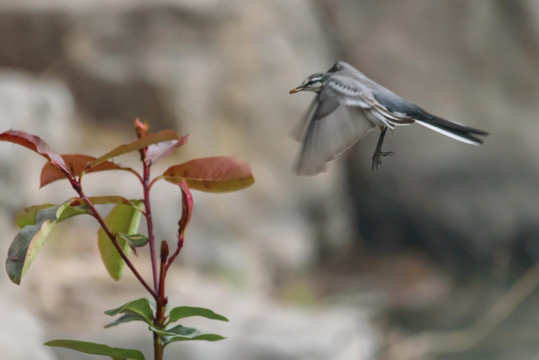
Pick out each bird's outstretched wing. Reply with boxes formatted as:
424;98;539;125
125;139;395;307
290;97;318;142
294;104;375;175
290;88;341;142
293;79;377;175
293;70;382;175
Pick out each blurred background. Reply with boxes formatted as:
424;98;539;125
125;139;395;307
1;0;538;359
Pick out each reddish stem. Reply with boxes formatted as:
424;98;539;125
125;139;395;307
71;180;157;298
142;157;159;293
153;241;169;360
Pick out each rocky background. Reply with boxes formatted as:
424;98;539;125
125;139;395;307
0;1;538;359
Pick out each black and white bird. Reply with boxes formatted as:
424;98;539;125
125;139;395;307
289;61;488;175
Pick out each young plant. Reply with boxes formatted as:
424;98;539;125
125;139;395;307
0;119;254;360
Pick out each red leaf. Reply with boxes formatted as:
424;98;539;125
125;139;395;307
178;181;193;237
167;180;193;268
162;156;254;193
89;130;182;168
146;135;189;165
0;130;71;177
40;154;134;188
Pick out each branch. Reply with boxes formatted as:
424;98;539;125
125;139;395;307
71;179;157;298
142;157;159;293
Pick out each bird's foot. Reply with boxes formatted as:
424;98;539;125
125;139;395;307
371;151;394;171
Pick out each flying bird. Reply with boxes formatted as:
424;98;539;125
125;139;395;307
289;61;488;175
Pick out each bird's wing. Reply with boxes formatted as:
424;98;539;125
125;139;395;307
326;61;361;74
290;96;318;142
324;73;376;108
294;103;375;175
292;75;361;142
290;86;341;141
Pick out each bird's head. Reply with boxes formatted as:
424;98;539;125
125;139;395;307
289;73;329;94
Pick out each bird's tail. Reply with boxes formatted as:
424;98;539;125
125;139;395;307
411;108;488;145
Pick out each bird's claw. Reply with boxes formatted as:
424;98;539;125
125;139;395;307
371;151;394;170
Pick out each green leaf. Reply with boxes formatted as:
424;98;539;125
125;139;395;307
15;202;90;228
117;233;149;248
151;325;225;346
104;313;147;329
14;197;132;228
167;306;228;324
14;204;56;228
45;339;144;360
105;298;153;325
69;196;144;211
89;130;182;168
97;201;143;280
6;202;90;284
162;156;255;193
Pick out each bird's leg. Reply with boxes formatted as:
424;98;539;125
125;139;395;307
371;127;394;170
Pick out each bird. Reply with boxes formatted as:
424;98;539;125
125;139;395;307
289;61;488;175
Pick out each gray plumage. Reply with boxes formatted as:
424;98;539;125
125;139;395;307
289;61;488;175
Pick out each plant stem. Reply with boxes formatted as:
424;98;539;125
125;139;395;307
153;331;163;360
70;178;156;297
78;189;157;298
153;241;169;360
142;158;159;293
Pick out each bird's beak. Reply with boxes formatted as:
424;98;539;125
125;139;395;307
289;87;302;94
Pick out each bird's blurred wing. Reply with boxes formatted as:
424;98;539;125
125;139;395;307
294;105;375;175
290;92;340;142
291;97;318;141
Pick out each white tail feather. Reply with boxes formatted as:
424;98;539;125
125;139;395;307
415;120;482;145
